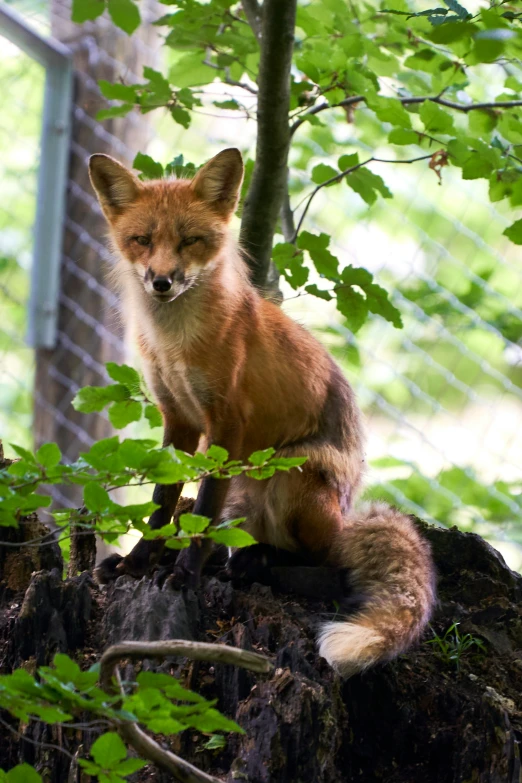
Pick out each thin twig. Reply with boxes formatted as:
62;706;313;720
281;168;296;242
0;716;76;762
100;640;273;783
292;153;435;240
290;94;522;136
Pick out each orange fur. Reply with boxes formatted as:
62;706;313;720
89;149;436;676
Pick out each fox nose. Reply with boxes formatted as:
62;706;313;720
152;276;172;293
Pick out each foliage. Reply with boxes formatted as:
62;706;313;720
0;362;306;555
426;622;486;671
0;361;288;779
81;0;522;333
364;457;522;535
0;651;245;782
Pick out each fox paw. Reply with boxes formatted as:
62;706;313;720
93;553;124;585
227;543;285;584
93;539;165;584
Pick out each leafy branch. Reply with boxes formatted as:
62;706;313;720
292;153;437;241
0;643;272;783
290;95;522;136
100;640;272;783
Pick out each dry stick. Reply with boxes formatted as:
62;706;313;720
290;94;522;136
292;153;435;241
100;640;273;783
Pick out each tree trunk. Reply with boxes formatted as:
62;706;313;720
33;1;159;506
1;506;520;782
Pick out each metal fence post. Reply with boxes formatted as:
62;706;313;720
0;3;73;349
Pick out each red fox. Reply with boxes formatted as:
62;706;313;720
89;148;436;676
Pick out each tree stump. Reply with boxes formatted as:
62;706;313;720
0;516;521;782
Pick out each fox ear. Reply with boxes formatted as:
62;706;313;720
191;148;243;217
89;154;141;217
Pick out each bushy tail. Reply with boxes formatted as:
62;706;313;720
319;503;436;677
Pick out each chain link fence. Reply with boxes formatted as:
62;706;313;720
1;0;521;565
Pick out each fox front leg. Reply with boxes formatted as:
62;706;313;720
166;475;231;589
94;415;199;584
166;421;242;589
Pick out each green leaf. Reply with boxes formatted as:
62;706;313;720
72;384;129;413
107;0;140;34
90;732;128;769
84;482;111;513
419;102;455;134
428;20;476;44
133;153;164;180
96;105;134;121
106;363;141;392
311;163;338;185
179;513;210;534
5;765;42;783
443;0;469;20
143;67;172;100
213;99;241;110
297;232;339;279
305;284;333;301
366;95;412;128
9;444;37;462
115;759;148;775
346;168;392;206
165;155;197;179
336;287;368;333
206;445;228;464
98;81;138;102
272;243;308;289
171;106;191;128
365;283;403;328
468;109;497;134
208;528;257;547
144;404;162;428
203;735;226;750
72;0;105;24
165;538;191;549
109;400;143;429
36;443;61;468
388;129;420;145
249;448;275;466
503;218;522;244
338;153;360;171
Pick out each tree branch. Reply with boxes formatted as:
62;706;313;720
99;640;273;783
239;0;297;289
292;154;435;241
281;168;296;242
242;0;261;42
290;95;522;136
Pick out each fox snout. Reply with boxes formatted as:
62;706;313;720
143;266;190;302
152;276;174;293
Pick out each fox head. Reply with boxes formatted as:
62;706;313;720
89;148;244;302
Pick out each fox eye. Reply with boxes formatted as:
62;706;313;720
134;235;151;246
180;236;200;248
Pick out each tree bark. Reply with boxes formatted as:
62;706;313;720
0;507;521;783
240;0;297;290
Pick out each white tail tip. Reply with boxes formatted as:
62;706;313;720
318;621;385;677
